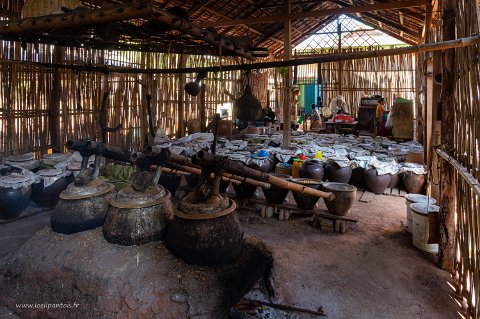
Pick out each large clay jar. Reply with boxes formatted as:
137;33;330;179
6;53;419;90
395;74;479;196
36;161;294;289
166;194;243;266
402;171;426;194
322;182;357;216
262;173;290;204
325;161;352;183
233;158;272;199
349;167;366;188
51;179;116;234
32;169;67;209
388;173;401;188
290;178;322;210
103;185;172;246
299;160;324;181
363;168;392;195
0;175;33;220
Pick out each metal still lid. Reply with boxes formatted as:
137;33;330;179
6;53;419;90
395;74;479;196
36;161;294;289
59;178;114;200
405;194;437;205
410;203;440;216
109;185;169;209
37;168;63;178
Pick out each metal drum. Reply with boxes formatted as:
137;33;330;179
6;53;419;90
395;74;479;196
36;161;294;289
51;178;115;234
103;185;173;246
166;194;243;266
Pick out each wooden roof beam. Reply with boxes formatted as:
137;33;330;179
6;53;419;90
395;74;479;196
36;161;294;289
199;0;430;28
0;2;154;34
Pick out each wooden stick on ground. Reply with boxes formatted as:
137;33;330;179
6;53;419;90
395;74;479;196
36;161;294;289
241;299;326;317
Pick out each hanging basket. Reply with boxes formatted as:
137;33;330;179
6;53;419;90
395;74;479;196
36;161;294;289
21;0;82;18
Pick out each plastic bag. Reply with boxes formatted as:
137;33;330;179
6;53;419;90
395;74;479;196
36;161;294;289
385;112;393;129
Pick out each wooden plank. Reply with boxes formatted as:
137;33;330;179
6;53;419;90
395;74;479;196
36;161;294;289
198;0;430;28
390;187;400;197
359;190;375;202
248;199;358;223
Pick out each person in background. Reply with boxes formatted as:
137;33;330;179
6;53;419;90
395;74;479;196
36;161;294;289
376;98;386;123
315;96;323;121
375;97;387;134
310;103;320;130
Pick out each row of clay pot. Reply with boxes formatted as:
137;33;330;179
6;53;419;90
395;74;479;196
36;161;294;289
0;169;68;220
298;159;426;195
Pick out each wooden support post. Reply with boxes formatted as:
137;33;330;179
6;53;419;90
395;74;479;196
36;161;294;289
177;55;187;138
100;51;109;143
200;83;207;133
424;57;433;165
49;47;62;152
431;51;443;200
282;0;292;149
337;19;343;95
438;6;456;272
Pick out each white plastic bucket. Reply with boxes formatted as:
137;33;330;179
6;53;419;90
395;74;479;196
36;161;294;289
411;203;440;253
405;194;436;233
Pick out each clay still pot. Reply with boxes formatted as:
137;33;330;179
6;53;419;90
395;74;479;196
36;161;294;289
103;184;173;246
402;171;426;194
363;168;391;195
262;173;290;204
322;182;357;216
290;178;322;210
233;158;272;199
166;194;243;266
325;161;352;184
0;175;33;220
299;159;324;181
32;169;67;209
51;178;115;234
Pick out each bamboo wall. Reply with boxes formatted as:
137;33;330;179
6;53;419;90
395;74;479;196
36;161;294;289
293;50;416;117
451;1;480;317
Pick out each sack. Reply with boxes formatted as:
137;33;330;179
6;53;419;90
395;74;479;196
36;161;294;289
385;112;393;129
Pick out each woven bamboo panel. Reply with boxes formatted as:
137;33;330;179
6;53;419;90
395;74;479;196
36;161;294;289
21;0;82;18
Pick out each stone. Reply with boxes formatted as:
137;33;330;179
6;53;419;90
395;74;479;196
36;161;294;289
0;228;273;319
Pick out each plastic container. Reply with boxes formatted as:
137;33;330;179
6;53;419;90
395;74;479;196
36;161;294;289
291;159;304;178
411;203;440;253
405;194;437;233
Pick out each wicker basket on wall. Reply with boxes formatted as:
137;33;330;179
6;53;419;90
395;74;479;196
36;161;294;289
21;0;82;18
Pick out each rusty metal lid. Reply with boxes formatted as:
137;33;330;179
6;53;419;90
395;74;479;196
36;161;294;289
37;168;63;178
109;185;170;209
59;178;114;200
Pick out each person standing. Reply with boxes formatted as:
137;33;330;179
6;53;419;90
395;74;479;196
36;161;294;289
310;104;320;130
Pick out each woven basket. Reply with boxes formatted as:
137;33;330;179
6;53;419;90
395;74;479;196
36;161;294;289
21;0;82;18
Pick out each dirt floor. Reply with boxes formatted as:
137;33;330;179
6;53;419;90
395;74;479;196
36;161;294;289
0;189;461;319
236;190;460;319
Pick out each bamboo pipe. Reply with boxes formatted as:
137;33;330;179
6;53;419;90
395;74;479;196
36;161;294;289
192;151;335;200
436;149;480;198
170;164;241;185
